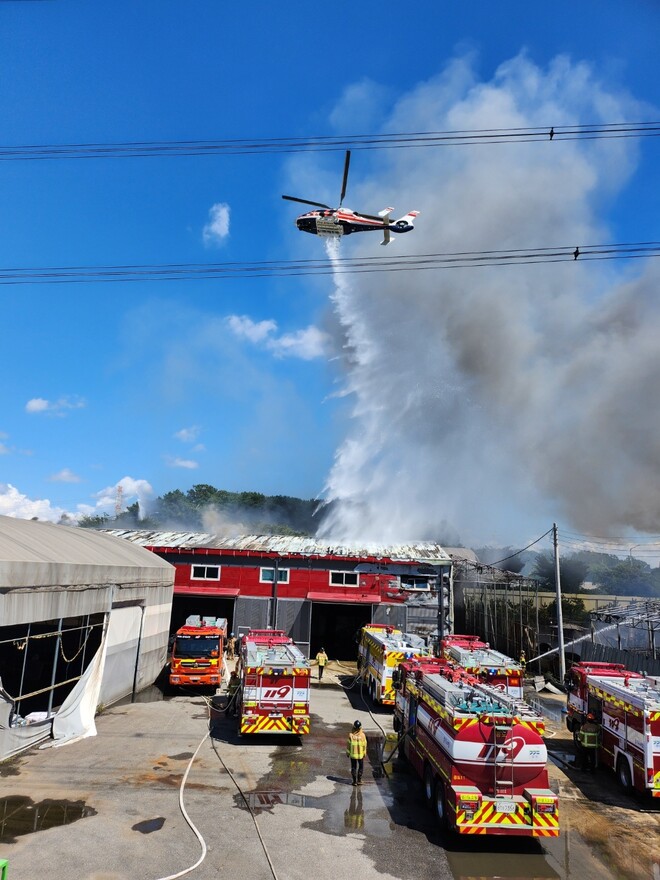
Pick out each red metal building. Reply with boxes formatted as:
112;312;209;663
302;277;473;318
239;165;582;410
104;531;452;658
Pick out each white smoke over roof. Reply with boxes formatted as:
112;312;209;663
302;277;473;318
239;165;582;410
93;477;154;520
317;53;659;546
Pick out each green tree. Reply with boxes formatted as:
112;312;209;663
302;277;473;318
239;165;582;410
531;553;588;593
590;558;658;597
155;489;200;527
78;513;110;528
238;490;266;509
543;596;588;626
186;484;222;508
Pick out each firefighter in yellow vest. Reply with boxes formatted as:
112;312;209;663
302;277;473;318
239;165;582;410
346;719;368;786
316;647;328;680
578;712;600;771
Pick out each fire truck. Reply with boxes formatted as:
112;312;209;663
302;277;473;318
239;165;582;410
393;657;559;836
169;616;228;688
235;629;311;735
441;634;524;699
565;661;660;798
357;623;432;706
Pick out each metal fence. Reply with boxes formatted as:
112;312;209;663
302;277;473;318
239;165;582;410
578;640;660;676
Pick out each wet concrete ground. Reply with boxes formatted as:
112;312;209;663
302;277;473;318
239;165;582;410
0;667;658;880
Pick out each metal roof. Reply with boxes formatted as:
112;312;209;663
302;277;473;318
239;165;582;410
0;516;174;589
102;528;451;563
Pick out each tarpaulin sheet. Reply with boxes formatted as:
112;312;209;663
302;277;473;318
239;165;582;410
51;641;106;747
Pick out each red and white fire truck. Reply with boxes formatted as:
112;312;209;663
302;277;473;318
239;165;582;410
565;661;660;798
357;623;432;706
236;629;311;735
441;634;524;699
169;616;228;688
393;657;559;837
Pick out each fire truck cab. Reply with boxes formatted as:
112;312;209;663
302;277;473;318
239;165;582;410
393;657;559;836
169;615;228;688
236;629;311;735
357;623;432;706
441;634;525;699
565;661;660;797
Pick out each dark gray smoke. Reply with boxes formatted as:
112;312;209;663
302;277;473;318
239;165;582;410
316;54;659;546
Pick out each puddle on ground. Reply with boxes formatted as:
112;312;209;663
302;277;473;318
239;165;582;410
236;785;396;838
0;796;96;843
132;817;166;834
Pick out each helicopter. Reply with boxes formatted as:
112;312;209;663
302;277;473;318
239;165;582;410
282;150;419;245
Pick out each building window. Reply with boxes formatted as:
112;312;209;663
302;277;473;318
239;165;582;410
191;565;221;581
329;571;359;587
260;567;290;584
400;577;432;592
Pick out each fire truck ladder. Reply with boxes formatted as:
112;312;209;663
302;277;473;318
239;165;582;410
493;719;516;796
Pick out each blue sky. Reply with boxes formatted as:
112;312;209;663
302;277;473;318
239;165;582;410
1;1;660;553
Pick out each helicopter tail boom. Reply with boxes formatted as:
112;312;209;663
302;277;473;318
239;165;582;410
395;210;420;228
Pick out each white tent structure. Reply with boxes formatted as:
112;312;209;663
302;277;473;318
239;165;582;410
0;516;174;759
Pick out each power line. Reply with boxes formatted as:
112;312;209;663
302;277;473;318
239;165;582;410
482;528;554;567
2;241;659;285
2;122;659;161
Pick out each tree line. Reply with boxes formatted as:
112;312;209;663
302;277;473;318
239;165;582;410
477;545;660;599
79;483;324;536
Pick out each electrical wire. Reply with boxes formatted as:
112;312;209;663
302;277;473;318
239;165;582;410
2;241;659;285
475;528;554;568
556;527;660;558
2;122;659;160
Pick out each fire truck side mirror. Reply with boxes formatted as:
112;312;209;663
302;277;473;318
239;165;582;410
392;669;401;690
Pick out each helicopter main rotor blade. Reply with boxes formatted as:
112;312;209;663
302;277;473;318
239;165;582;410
339;150;351;207
282;195;332;209
354;211;386;222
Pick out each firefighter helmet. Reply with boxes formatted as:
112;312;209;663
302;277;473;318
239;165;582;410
587;712;595;721
353;720;362;729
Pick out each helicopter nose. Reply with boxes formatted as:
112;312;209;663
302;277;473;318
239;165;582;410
296;217;315;233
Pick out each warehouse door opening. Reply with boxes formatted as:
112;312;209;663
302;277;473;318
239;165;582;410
310;603;372;661
0;614;105;719
170;595;235;639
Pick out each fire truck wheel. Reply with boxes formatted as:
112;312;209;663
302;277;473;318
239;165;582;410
434;780;448;830
423;765;435;808
616;756;633;793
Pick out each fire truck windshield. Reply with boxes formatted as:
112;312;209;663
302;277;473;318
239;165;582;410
173;636;219;657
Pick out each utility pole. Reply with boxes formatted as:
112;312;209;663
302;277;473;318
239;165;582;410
553;523;566;681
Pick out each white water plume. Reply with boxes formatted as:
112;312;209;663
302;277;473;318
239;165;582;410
317;53;660;547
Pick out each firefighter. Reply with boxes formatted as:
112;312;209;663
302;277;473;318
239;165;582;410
227;670;240;716
519;651;527;675
226;633;236;661
316;647;329;680
346;719;367;786
578;712;600;771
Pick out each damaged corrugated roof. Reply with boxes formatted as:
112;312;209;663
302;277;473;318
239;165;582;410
102;528;451;563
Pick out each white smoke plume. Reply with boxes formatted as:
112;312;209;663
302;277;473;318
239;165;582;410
94;477;154;520
317;54;659;546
